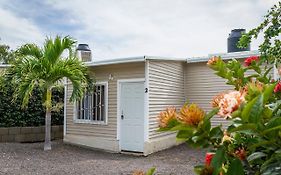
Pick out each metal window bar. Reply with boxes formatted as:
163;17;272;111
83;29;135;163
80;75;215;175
99;85;101;121
81;98;83;120
94;86;97;121
90;93;93;121
77;99;81;119
101;85;104;121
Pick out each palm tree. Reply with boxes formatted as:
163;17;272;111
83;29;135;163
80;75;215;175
9;36;90;150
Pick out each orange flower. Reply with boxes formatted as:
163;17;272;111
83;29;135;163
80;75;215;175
132;170;145;175
177;104;205;126
207;56;220;66
213;91;245;119
211;92;225;107
158;107;177;128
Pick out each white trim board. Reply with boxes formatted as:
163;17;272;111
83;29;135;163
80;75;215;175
187;50;260;63
144;61;149;142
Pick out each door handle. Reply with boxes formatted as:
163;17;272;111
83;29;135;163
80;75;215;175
121;110;124;120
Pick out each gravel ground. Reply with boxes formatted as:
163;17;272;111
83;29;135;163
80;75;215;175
0;140;205;175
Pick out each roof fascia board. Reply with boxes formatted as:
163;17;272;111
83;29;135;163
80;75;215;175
86;56;145;67
0;64;11;68
187;50;260;63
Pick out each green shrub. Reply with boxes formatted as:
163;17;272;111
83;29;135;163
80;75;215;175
0;74;64;127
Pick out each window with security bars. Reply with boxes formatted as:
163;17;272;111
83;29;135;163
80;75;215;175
76;83;107;124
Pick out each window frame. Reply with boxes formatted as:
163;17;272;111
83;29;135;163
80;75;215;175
74;81;108;125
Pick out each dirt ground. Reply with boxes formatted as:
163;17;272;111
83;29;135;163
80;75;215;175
0;140;205;175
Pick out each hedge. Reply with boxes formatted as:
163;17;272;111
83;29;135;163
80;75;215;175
0;75;64;127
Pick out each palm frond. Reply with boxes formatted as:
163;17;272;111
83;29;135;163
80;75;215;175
43;36;76;65
47;57;91;102
10;35;91;108
16;44;43;59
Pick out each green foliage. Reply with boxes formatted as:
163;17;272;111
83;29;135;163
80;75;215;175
0;75;63;127
0;44;14;64
239;2;281;65
146;167;156;175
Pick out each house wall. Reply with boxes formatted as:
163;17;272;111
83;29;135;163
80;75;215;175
185;60;274;127
64;62;145;152
144;60;185;154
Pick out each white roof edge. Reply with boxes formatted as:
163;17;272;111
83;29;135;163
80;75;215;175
187;50;260;63
85;55;186;67
0;64;11;68
85;56;145;67
145;56;186;61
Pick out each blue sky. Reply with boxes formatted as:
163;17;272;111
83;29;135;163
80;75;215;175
0;0;278;60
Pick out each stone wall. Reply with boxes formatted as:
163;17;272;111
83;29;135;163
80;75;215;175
0;125;63;142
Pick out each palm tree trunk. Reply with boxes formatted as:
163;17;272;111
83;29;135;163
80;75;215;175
44;88;52;151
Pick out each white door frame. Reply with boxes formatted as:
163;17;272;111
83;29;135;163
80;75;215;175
117;78;146;151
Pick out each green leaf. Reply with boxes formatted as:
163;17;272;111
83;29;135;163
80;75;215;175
211;147;226;175
241;96;258;122
250;95;264;123
247;152;267;162
263;83;276;104
228;123;257;133
226;158;244;175
209;126;223;139
241;95;263;123
146;167;156;175
249;140;275;150
193;165;205;175
170;123;195;131
205;107;219;121
262;125;281;135
262;117;281;137
176;130;193;139
261;153;281;175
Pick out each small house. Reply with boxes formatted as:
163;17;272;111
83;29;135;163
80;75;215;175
63;49;273;155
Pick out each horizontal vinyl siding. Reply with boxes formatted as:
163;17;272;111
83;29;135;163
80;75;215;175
66;62;145;139
148;61;185;139
185;60;274;127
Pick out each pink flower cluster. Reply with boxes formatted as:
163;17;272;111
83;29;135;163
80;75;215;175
213;91;245;119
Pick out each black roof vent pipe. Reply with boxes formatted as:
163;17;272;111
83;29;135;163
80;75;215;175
76;44;92;62
227;29;250;53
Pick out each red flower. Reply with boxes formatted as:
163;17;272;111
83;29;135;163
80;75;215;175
234;147;247;161
274;82;281;93
244;56;259;66
205;153;215;166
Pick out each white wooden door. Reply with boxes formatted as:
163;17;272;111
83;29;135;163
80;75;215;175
120;82;144;152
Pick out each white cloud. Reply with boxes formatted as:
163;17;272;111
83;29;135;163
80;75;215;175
0;5;44;49
45;0;278;59
1;0;279;58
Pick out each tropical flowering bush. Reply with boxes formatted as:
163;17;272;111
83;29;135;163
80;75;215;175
158;54;281;175
158;3;280;174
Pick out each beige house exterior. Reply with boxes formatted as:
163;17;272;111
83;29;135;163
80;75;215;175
64;50;274;155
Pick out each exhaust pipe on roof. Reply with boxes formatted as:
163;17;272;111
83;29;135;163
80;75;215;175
227;29;250;53
76;44;92;62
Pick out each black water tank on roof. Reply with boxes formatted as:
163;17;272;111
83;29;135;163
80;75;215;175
227;29;250;53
